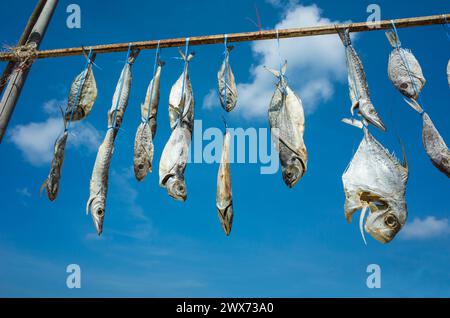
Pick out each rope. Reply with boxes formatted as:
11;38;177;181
66;48;93;131
109;43;132;131
11;42;37;71
173;38;190;127
275;29;288;96
143;40;161;124
390;20;424;113
222;34;228;109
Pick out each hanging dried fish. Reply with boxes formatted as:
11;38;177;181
266;61;307;188
87;49;139;235
141;58;165;138
159;125;191;201
168;49;195;130
342;128;409;244
64;55;97;122
216;128;233;236
337;28;386;132
422;112;450;178
386;30;426;113
40;116;68;201
447;60;450;87
217;46;237;112
134;58;164;181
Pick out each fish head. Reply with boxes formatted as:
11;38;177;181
358;99;386;132
398;81;418;100
364;197;407;244
218;204;233;236
166;178;187;202
281;157;305;188
88;197;105;235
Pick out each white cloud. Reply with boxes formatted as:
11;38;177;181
17;187;31;197
42;98;66;115
401;217;450;240
8;100;101;167
202;88;219;110
232;3;349;119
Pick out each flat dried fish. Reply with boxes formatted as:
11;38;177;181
266;61;307;188
217;46;237;112
342;128;408;244
337;28;386;132
134;122;154;181
422;112;450;178
216;129;233;236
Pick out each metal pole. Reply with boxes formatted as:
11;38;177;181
0;0;47;96
0;0;58;142
0;13;448;61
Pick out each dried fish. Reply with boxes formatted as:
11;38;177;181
386;30;426;113
168;49;195;130
422;112;450;178
159;126;191;201
217;46;237;112
342;128;408;244
134;122;154;181
87;50;139;235
447;59;450;87
266;61;307;188
216;129;233;236
64;60;97;122
141;58;165;138
337;28;386;132
40;129;68;201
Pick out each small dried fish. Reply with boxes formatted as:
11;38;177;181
266;61;307;188
168;49;195;130
134;122;154;181
337;28;386;132
447;59;450;87
64;59;97;122
141;58;165;138
422;112;450;178
386;30;426;113
159;126;191;201
40;130;68;201
342;128;408;244
217;46;237;112
87;50;139;235
216;129;233;236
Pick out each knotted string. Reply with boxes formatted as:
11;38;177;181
143;40;161;124
66;48;93;132
222;34;229;109
109;43;132;131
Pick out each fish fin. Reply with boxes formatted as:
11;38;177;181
281;60;287;75
403;97;423;114
385;30;400;48
264;66;280;78
359;206;368;246
86;196;94;215
59;105;68;131
342;118;364;129
39;180;47;198
350;101;359;116
336;27;351;47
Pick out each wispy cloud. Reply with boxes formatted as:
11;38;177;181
16;187;31;198
210;3;349;119
202;89;218;110
401;217;450;240
8;100;101;167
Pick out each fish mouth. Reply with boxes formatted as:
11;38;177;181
218;204;233;236
92;209;104;235
167;179;187;202
365;114;386;132
282;159;306;188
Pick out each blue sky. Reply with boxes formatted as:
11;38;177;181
0;0;449;297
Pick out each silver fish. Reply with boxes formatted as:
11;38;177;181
40;131;68;201
217;46;237;112
134;122;154;181
342;128;408;244
87;50;139;235
447;59;450;87
386;30;426;113
266;61;307;188
141;58;165;138
337;28;386;132
422;112;450;178
168;49;195;131
216;129;233;236
159;126;191;201
64;60;97;122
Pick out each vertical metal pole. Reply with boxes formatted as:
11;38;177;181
0;0;47;97
0;0;58;142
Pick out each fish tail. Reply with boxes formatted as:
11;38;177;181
226;45;235;52
186;52;195;62
404;97;423;114
128;49;140;65
157;58;165;67
385;30;400;48
336;28;351;47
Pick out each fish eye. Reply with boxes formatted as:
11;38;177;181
97;209;104;217
138;164;144;169
384;214;398;229
401;83;408;89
